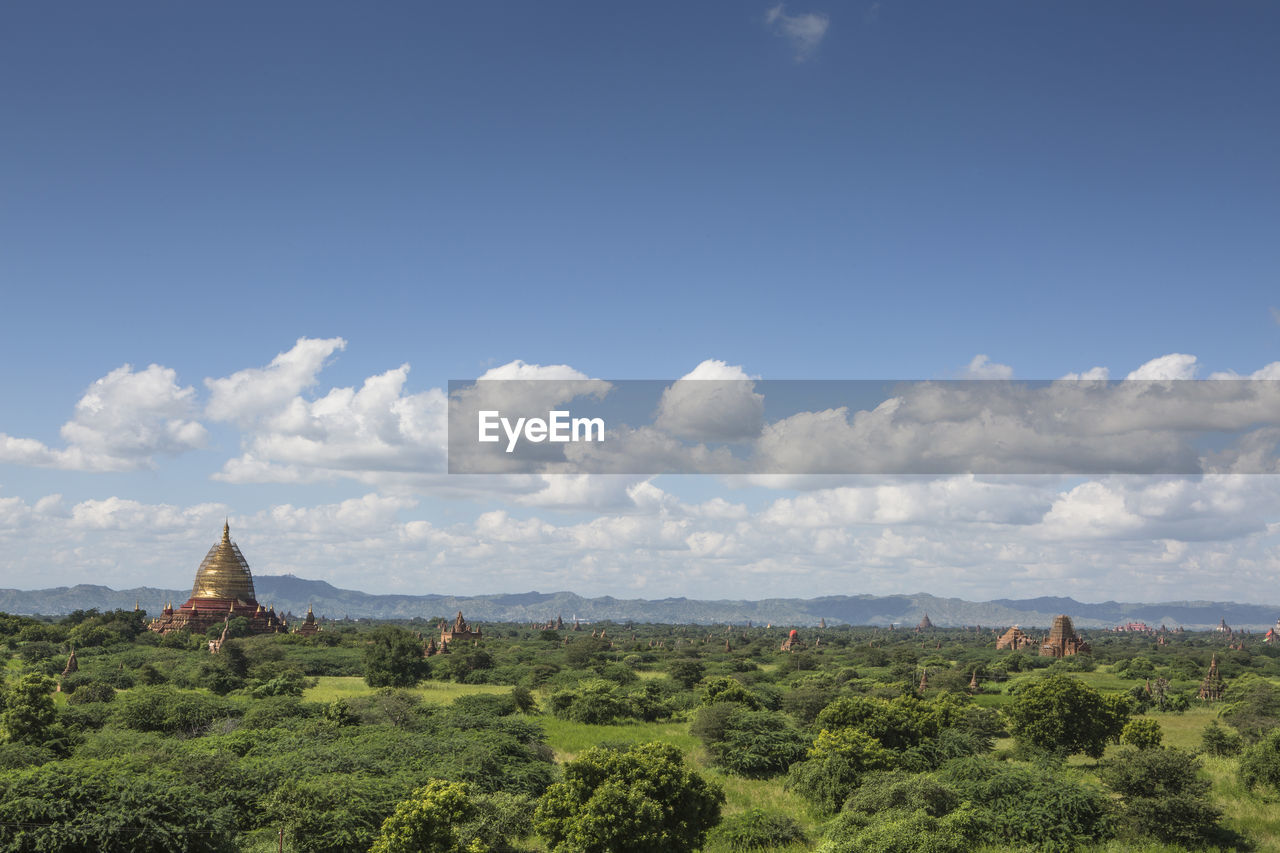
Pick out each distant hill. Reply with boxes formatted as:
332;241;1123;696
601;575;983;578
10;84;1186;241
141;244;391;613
0;575;1277;630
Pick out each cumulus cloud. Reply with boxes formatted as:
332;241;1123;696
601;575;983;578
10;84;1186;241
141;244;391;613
5;474;1280;602
961;354;1014;379
208;338;448;485
766;4;830;61
1060;367;1110;381
205;337;346;426
653;360;764;441
0;364;206;471
1126;353;1198;380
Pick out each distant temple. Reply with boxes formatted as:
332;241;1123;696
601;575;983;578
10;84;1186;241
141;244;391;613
1198;655;1225;701
1040;614;1091;657
996;625;1035;650
148;522;287;636
295;605;322;636
440;611;482;648
917;614;935;630
780;628;804;652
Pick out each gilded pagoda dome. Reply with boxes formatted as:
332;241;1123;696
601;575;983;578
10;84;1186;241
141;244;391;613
190;521;258;601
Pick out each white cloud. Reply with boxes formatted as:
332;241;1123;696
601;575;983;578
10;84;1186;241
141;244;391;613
0;364;206;471
1207;361;1280;380
208;338;448;485
3;474;1280;602
205;337;346;426
766;4;830;61
1126;353;1198;380
961;354;1014;379
654;360;764;441
1060;367;1110;381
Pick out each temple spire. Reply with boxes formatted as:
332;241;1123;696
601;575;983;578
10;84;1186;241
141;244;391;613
223;519;230;542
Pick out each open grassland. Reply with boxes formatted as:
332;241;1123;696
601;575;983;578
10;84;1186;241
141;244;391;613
303;675;511;704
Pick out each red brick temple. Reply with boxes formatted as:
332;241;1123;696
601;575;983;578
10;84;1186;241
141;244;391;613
149;522;287;636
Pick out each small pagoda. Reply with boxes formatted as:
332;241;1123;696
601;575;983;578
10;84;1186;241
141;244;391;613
149;522;287;636
294;605;322;636
917;614;935;630
1197;655;1226;701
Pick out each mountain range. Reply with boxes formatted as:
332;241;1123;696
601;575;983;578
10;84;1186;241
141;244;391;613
1;575;1277;630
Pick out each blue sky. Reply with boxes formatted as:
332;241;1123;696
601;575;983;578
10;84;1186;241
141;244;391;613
2;3;1279;604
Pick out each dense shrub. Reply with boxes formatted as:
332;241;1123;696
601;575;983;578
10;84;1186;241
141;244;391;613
1100;747;1221;846
708;808;807;851
1239;729;1280;794
66;681;116;705
535;742;724;853
1200;721;1243;756
940;757;1112;850
693;705;809;777
1119;718;1163;749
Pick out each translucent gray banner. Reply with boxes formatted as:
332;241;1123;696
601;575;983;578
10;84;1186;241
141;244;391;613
447;379;1280;475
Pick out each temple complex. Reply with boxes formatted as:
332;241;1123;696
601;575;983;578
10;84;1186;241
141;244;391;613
995;625;1035;650
295;605;322;636
1040;614;1091;657
440;611;482;648
916;614;935;630
780;628;804;651
148;522;287;636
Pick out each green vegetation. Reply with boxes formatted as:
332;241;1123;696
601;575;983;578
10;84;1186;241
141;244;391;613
2;609;1280;851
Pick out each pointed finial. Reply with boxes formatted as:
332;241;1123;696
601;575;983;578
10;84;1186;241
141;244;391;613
223;519;230;541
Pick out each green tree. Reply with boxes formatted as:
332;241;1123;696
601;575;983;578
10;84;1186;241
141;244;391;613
940;756;1112;849
667;659;705;689
534;742;724;853
785;728;896;814
1239;728;1280;794
1101;747;1221;846
364;625;427;688
371;780;483;853
1004;674;1130;759
1200;721;1243;756
0;760;236;852
1;674;57;746
1120;718;1163;749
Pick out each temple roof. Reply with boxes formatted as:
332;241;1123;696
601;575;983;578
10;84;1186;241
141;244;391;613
190;521;258;602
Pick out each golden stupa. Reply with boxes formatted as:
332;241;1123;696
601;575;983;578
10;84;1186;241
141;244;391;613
148;522;286;637
191;521;257;601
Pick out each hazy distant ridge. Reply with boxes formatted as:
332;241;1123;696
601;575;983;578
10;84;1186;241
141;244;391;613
0;576;1276;630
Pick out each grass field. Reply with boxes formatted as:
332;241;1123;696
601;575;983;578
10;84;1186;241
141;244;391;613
302;675;512;704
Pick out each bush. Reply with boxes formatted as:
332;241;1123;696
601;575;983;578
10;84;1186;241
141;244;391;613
785;729;896;814
1239;729;1280;794
1201;721;1243;757
817;804;981;853
940;757;1112;850
1221;678;1280;743
695;706;808;778
535;742;723;853
708;808;807;851
1100;747;1221;846
66;682;115;705
843;770;959;818
1119;718;1162;749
